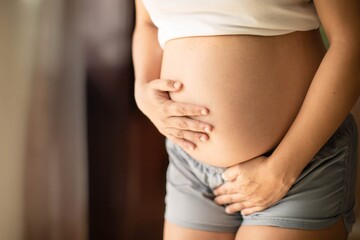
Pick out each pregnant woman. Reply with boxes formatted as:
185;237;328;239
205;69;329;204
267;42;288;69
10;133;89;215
132;0;360;239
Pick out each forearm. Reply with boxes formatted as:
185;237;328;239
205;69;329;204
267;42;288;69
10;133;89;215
132;23;164;112
269;42;360;181
132;23;163;93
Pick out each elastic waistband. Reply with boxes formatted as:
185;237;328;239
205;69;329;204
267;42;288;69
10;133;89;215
165;139;226;174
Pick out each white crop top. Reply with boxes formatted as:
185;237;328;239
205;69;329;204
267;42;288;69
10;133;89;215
142;0;320;48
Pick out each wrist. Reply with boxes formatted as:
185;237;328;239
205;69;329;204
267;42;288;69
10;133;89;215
134;81;150;113
134;82;144;104
265;154;301;187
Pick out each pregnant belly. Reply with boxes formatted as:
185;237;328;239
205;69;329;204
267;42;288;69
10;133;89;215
162;32;325;167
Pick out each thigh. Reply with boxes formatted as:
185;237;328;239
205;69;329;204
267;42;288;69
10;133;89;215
164;221;236;240
236;218;348;240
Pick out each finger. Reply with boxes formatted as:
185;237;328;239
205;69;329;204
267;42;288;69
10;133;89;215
167;135;196;151
224;202;247;214
166;117;213;134
151;79;183;92
213;181;236;196
214;193;246;205
241;206;265;216
165;101;209;117
167;128;209;143
222;165;240;182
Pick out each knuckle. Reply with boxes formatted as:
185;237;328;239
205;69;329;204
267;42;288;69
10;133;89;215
240;204;247;210
235;203;243;209
193;107;203;116
191;133;200;142
187;106;196;115
164;80;173;89
192;122;201;131
176;106;186;115
176;130;184;138
186;120;199;131
230;205;237;212
178;120;189;129
165;79;173;87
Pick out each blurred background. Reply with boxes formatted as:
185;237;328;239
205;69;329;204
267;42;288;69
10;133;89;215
0;0;359;240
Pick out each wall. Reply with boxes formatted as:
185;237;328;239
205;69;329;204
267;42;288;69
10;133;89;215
0;1;37;239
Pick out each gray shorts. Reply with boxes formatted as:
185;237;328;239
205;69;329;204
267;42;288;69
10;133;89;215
164;114;358;233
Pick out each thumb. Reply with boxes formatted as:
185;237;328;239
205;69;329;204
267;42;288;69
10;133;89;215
222;166;239;181
152;79;182;92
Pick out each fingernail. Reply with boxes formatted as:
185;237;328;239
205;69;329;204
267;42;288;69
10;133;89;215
221;173;228;181
200;135;207;142
201;109;208;115
225;208;231;214
174;81;181;88
204;127;211;133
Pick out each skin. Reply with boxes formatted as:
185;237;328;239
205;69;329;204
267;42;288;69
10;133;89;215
133;0;360;239
162;31;325;167
164;219;347;240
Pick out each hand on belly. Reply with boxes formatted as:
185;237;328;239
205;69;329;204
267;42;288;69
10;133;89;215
135;77;215;151
162;32;323;166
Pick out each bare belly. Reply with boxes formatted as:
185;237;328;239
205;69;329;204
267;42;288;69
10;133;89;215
161;30;326;167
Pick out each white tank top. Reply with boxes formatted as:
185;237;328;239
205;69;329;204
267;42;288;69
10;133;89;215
142;0;320;48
